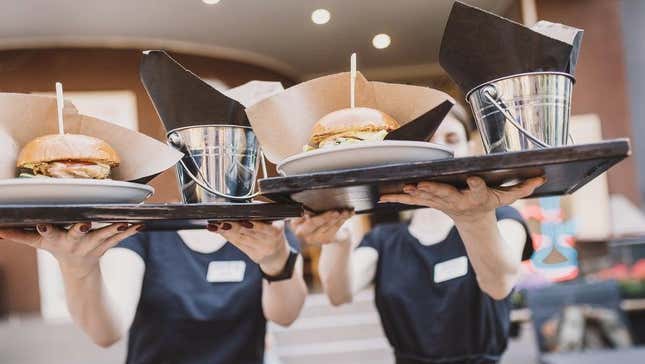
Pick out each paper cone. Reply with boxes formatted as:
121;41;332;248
439;1;577;93
245;72;454;163
141;50;252;132
0;93;182;183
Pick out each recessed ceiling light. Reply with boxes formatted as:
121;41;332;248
202;0;221;4
311;9;331;25
372;33;391;49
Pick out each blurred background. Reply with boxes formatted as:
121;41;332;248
1;0;645;363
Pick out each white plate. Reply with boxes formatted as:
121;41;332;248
0;178;155;205
277;141;454;176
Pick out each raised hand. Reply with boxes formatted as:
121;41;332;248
380;176;545;222
0;223;142;279
290;210;354;246
208;221;290;276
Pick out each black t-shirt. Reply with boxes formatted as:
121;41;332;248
116;230;299;364
358;207;532;364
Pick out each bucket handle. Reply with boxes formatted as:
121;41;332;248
482;85;575;147
481;85;552;149
168;132;267;201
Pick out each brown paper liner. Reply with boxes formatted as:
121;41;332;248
245;72;454;163
0;93;182;182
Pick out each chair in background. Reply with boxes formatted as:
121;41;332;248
526;280;632;358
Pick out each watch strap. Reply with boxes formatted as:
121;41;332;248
261;247;298;282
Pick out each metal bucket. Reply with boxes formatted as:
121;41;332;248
167;125;267;203
466;72;574;154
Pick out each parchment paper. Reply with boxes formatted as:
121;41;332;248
0;93;182;182
245;72;454;163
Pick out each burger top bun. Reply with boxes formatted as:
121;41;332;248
16;134;120;167
309;107;400;146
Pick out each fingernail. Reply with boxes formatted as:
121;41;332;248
207;224;218;232
135;225;144;231
79;224;90;233
240;221;254;229
37;224;47;233
222;223;232;230
117;224;128;232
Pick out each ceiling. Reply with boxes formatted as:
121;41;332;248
0;0;513;80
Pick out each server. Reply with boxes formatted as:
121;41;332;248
0;221;306;364
292;108;540;364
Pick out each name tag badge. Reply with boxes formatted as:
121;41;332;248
206;261;246;283
434;256;468;283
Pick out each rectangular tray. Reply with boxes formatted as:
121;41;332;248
0;202;304;229
259;139;631;214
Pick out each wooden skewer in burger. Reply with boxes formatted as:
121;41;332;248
16;82;120;179
304;53;400;151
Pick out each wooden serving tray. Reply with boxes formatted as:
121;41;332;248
0;202;303;229
259;139;630;214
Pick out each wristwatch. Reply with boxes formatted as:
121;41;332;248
261;247;299;282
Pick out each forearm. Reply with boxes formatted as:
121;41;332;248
453;212;521;299
60;264;123;347
0;223;142;346
318;236;354;305
262;257;307;326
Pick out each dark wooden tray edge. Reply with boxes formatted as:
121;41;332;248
259;139;631;195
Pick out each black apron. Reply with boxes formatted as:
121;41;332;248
358;207;532;364
117;230;298;364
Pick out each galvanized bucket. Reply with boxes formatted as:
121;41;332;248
466;72;574;153
167;125;267;203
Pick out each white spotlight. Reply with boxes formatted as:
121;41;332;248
372;33;391;49
311;9;331;25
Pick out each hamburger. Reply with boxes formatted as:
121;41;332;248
16;134;120;179
304;107;399;151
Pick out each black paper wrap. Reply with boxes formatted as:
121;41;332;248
531;20;584;75
139;50;250;132
385;100;454;142
439;1;575;93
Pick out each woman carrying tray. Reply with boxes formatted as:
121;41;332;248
292;108;543;364
0;219;306;364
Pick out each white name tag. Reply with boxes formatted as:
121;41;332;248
206;261;246;283
434;256;468;283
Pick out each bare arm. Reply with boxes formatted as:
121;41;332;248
319;238;378;305
291;212;377;306
381;176;544;300
0;223;142;346
97;248;144;342
62;247;144;346
262;255;307;326
454;215;527;299
210;221;307;327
